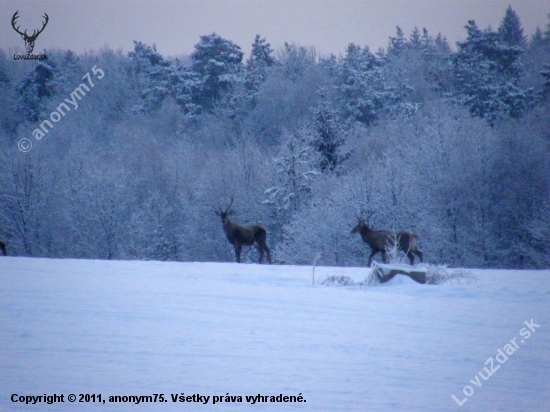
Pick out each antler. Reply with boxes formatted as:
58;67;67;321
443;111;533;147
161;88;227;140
357;208;374;223
224;197;234;214
11;11;49;40
31;13;49;40
11;11;25;36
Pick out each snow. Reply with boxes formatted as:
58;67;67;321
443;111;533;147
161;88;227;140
1;257;549;411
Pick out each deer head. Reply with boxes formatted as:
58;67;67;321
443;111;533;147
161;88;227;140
351;209;374;234
12;11;49;54
215;197;234;224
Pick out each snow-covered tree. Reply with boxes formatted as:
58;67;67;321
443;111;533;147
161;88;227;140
498;6;527;47
264;126;321;214
0;149;55;256
246;35;275;92
451;20;531;123
387;26;407;55
333;43;415;126
190;33;244;109
309;87;351;172
129;41;196;114
16;62;58;123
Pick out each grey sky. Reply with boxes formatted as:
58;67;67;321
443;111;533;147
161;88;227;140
1;0;549;58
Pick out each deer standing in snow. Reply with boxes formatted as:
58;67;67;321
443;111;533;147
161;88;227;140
351;211;423;266
216;198;271;264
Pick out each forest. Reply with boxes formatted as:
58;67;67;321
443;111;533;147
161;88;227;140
0;6;549;268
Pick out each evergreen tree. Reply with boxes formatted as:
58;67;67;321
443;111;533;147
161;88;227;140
530;27;544;49
309;87;351;172
388;26;407;55
498;6;526;47
245;35;276;101
409;27;422;48
129;41;196;114
247;35;275;70
335;43;414;125
16;62;58;123
190;33;244;109
452;20;530;123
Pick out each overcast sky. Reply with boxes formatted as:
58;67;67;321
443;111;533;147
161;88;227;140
1;0;549;58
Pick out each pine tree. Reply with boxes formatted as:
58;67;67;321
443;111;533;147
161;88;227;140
190;33;244;109
530;27;544;49
452;20;531;123
247;35;275;70
309;87;351;172
498;6;526;47
245;35;275;99
16;62;58;123
129;41;196;114
335;43;414;125
410;27;422;49
388;26;407;55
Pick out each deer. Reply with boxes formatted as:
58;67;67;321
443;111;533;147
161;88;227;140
351;211;423;266
215;198;271;264
11;11;49;54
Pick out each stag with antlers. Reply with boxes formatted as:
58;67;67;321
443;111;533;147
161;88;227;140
12;11;49;54
351;211;423;266
216;198;271;264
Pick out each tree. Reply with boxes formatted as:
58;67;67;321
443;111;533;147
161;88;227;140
245;35;276;101
452;20;531;123
16;62;58;123
387;26;407;55
309;87;351;172
247;35;275;73
190;33;244;109
129;41;196;114
278;42;316;81
498;6;527;47
64;159;134;260
264;126;320;214
0;150;55;256
334;43;415;126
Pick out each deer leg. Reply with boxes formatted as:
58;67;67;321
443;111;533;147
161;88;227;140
368;250;377;266
381;250;388;264
415;250;423;263
407;252;415;265
234;243;242;263
0;241;6;256
254;243;264;264
264;244;272;264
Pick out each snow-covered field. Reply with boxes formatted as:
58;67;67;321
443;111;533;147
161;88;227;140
1;257;549;411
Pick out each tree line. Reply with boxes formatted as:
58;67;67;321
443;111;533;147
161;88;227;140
0;6;549;268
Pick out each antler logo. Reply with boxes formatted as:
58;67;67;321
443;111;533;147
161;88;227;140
11;11;49;54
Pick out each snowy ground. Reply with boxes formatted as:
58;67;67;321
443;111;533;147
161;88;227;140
1;257;549;411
